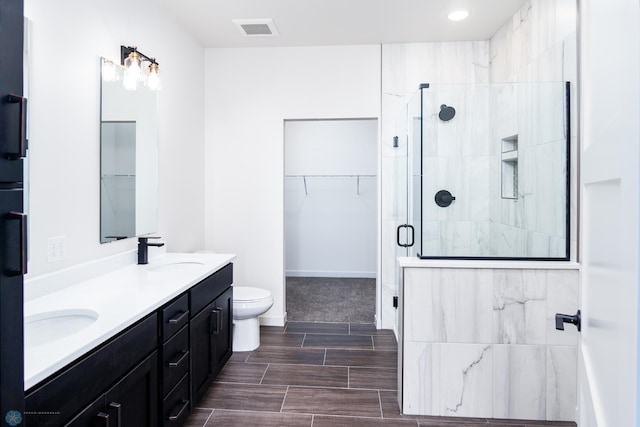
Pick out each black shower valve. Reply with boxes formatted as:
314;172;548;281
435;190;456;208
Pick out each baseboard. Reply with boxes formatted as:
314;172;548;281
285;270;376;279
259;313;286;327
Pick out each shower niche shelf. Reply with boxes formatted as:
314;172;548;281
501;134;518;199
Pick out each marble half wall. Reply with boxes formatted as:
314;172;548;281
400;265;579;421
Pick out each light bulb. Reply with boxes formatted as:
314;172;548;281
124;51;142;81
123;73;137;90
146;63;161;90
102;60;116;82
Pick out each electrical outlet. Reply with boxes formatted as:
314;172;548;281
47;236;66;262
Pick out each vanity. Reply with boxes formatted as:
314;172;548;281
23;251;235;426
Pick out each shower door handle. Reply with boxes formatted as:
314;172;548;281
396;224;414;248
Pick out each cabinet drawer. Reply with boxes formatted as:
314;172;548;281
190;263;233;316
162;374;190;427
161;326;189;395
162;294;189;340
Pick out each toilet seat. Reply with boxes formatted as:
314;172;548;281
233;286;272;303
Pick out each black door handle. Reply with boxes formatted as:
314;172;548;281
555;310;581;332
396;224;415;248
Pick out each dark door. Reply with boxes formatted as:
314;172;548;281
0;0;26;423
0;0;26;183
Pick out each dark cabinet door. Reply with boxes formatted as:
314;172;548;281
0;188;25;422
65;352;158;427
190;300;217;405
104;352;158;427
212;287;233;374
190;286;234;405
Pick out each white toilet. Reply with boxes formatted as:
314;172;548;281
232;286;274;352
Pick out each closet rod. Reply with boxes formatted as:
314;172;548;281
288;174;375;196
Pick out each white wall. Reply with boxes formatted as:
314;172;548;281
205;45;381;325
24;0;205;277
284;119;377;278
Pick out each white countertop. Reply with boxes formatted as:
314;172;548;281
24;252;235;390
397;257;580;270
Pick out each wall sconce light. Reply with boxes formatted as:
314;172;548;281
120;45;161;90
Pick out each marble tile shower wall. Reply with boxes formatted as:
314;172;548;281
402;267;579;421
421;85;492;257
489;0;577;259
488;82;568;258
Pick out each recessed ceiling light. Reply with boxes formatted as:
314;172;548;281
447;9;470;21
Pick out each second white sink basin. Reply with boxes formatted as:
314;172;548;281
148;259;205;273
25;309;99;348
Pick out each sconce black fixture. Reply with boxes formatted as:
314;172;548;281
435;190;456;207
120;45;161;90
393;136;399;148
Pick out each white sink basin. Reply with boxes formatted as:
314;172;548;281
148;259;205;273
25;309;99;348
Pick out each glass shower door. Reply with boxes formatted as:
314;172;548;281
395;89;423;258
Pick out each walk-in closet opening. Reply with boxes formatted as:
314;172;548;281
284;118;378;323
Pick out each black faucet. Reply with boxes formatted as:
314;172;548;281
138;236;165;265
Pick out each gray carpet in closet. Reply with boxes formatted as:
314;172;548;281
285;277;375;323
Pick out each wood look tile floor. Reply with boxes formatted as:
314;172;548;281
185;322;576;427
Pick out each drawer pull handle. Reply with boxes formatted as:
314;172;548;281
168;350;189;368
168;400;189;421
168;310;188;325
6;94;27;159
96;412;110;427
108;402;121;427
210;308;223;335
7;212;27;276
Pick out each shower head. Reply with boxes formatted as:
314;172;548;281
439;104;456;122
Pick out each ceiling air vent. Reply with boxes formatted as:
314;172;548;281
233;19;279;37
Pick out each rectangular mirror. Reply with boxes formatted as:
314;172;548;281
100;57;158;243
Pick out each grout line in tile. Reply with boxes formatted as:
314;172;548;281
347;366;350;389
280;385;289;413
377;390;383;418
203;408;214;426
301;333;307;347
310;414;315;427
259;363;270;384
